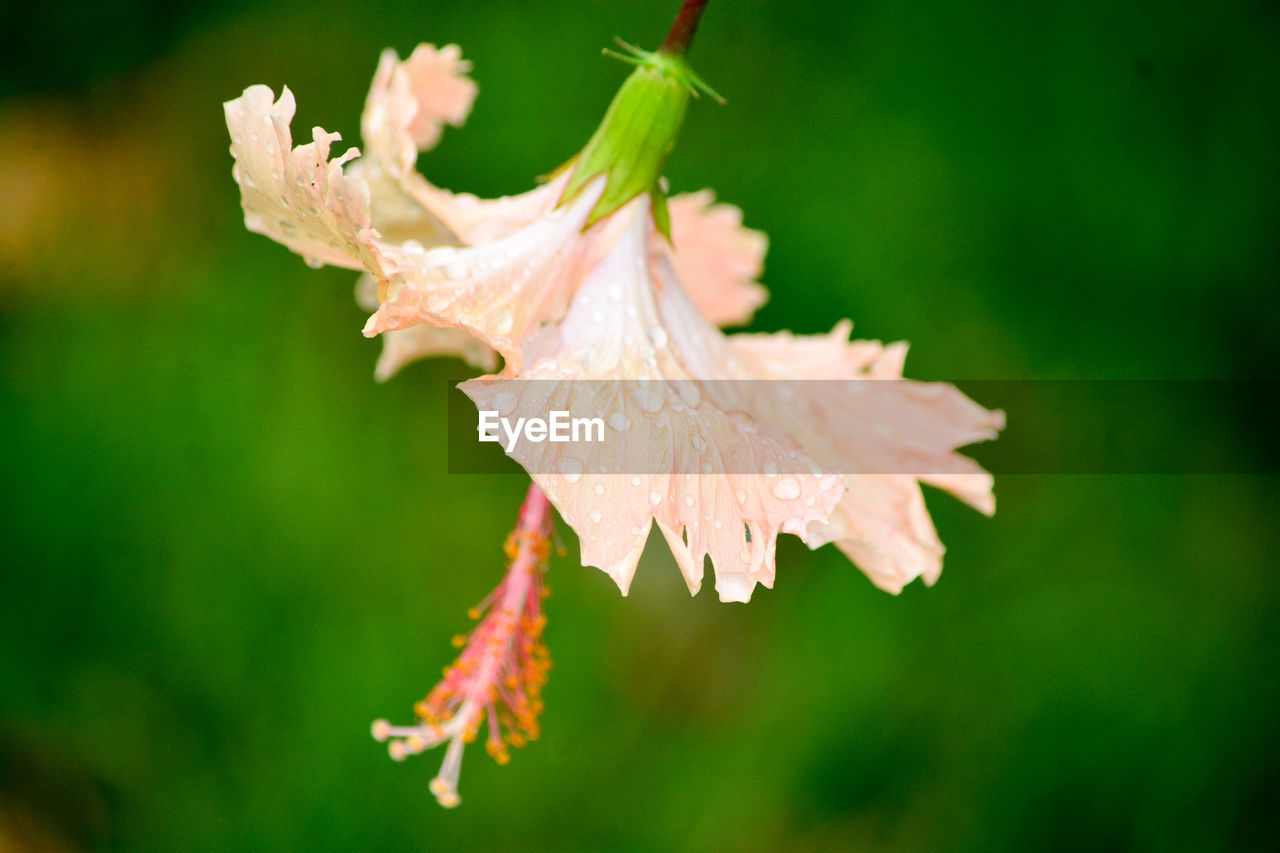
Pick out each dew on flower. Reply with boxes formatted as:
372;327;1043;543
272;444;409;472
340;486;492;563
771;477;800;501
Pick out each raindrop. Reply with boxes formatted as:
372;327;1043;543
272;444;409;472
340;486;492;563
771;478;801;501
557;458;584;484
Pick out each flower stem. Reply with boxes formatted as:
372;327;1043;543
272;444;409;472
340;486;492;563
661;0;710;56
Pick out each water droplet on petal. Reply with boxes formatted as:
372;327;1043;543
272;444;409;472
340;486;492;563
593;483;605;496
608;412;631;432
588;510;602;523
771;477;801;501
649;490;663;506
557;458;584;484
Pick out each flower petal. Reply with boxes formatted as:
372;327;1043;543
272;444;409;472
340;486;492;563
462;201;843;602
659;190;769;327
364;178;608;373
726;325;1004;588
224;85;379;270
355;274;498;379
355;45;565;248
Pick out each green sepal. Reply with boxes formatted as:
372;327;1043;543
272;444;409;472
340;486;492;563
650;188;671;242
560;43;718;234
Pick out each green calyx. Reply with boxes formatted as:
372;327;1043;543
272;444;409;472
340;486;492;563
559;41;722;239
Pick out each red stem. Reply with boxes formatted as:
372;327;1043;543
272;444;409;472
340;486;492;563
661;0;711;56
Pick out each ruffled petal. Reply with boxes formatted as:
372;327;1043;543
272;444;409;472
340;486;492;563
378;43;476;153
814;475;946;593
376;325;499;380
462;201;843;602
355;274;498;379
363;178;608;373
354;45;563;247
224;85;379;271
658;190;769;327
726;325;1004;589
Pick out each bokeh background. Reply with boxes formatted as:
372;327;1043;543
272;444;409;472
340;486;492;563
2;0;1278;849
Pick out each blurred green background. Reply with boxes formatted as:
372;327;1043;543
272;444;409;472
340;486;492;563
2;0;1278;849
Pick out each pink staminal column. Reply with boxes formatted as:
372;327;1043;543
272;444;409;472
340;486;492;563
372;483;554;807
